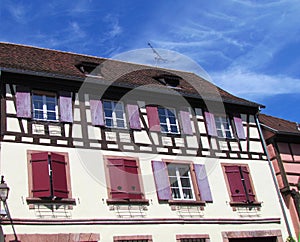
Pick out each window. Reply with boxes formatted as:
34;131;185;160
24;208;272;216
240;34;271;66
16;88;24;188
179;239;207;242
103;100;126;128
114;235;152;242
152;161;213;203
106;157;146;202
27;151;74;204
158;107;179;134
176;234;209;242
223;165;257;204
215;115;233;138
32;92;58;121
168;164;195;200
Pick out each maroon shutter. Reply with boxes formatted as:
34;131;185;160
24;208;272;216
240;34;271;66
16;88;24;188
90;99;104;126
224;166;247;202
179;110;193;135
16;86;31;118
124;159;142;199
204;112;217;136
31;152;51;198
241;166;255;202
51;153;68;198
146;106;161;131
59;91;73;123
194;164;213;202
152;160;172;201
107;158;129;199
234;115;246;140
127;104;141;130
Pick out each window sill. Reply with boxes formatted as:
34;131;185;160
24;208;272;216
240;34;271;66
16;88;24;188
106;199;149;205
26;197;76;205
229;201;262;207
168;200;206;206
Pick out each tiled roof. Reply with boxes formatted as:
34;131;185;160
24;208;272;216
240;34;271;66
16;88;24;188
0;42;261;108
259;113;300;135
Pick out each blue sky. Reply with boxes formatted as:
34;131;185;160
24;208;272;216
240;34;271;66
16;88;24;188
1;0;300;122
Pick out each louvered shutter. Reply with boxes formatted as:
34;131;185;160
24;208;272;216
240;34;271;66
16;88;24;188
179;110;193;135
146;106;161;131
31;152;51;197
51;153;68;198
152;160;172;200
90;99;104;126
16;86;32;118
107;158;129;199
127;104;141;130
59;91;73;123
234;115;246;140
204;112;217;136
124;159;142;199
241;166;255;202
194;164;213;202
224;166;247;202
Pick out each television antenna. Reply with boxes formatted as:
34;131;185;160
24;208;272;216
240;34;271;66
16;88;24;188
148;42;168;66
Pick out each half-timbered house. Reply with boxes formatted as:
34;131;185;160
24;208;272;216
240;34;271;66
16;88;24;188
0;42;295;241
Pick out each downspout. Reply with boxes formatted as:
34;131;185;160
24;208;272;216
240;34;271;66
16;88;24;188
255;110;293;238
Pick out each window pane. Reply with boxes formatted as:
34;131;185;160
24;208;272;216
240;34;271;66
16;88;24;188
158;107;165;115
47;112;56;121
171;188;181;199
105;118;113;127
116;120;125;128
169;177;179;187
182;189;193;199
181;177;191;187
161;124;168;132
115;110;124;119
170;125;178;133
105;109;113;117
103;101;112;109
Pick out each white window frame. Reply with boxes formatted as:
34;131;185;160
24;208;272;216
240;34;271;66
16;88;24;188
158;107;179;134
167;164;196;201
215;115;233;138
103;100;127;129
32;92;58;121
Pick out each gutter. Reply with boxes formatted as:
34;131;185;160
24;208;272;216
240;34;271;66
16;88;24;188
255;111;293;238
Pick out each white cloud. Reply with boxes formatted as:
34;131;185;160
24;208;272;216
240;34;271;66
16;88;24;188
104;14;122;39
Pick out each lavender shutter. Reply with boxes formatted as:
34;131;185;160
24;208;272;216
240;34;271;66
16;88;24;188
90;99;104;126
204;112;217;136
234;115;246;140
16;86;31;118
146;106;161;131
179;110;193;135
59;91;73;123
152;160;172;201
194;164;213;202
127;104;141;130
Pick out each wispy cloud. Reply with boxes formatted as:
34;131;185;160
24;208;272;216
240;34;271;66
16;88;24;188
103;14;122;39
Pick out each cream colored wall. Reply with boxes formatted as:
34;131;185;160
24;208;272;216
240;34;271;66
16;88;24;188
0;142;292;240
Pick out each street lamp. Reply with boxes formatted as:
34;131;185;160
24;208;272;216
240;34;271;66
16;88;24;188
0;176;9;202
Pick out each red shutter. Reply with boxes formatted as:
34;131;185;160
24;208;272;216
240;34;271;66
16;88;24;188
224;166;247;202
59;91;73;123
90;99;104;126
204;112;217;136
51;153;68;198
31;152;51;198
241;166;255;202
107;159;129;199
16;86;32;118
179;110;193;135
124;159;142;199
146;106;161;131
152;160;172;201
194;164;213;202
127;104;141;130
234;115;246;140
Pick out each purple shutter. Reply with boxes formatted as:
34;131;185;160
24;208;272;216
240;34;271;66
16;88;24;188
16;86;31;118
31;152;51;198
204;112;217;136
241;166;255;202
146;106;161;131
234;115;246;140
127;104;141;130
179;110;193;135
152;160;172;201
59;91;73;123
194;164;213;202
90;99;104;126
225;166;247;202
51;153;68;198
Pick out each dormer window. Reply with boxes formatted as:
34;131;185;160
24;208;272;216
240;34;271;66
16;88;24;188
155;74;181;88
76;61;100;76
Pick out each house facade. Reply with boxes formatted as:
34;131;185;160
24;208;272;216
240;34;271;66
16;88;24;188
0;42;294;241
259;114;300;239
